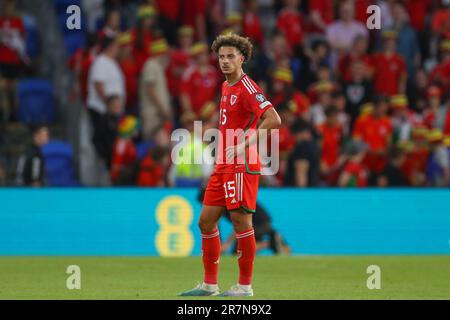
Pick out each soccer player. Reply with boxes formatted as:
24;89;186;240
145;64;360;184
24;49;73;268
179;33;281;297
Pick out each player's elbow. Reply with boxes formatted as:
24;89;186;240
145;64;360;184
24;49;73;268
269;112;282;129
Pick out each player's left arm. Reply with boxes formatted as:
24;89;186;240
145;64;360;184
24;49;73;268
230;107;281;159
226;89;281;160
244;107;282;148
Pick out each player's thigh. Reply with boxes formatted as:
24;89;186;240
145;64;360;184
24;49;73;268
198;205;225;232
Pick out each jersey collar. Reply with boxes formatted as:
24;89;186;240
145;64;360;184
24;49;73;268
226;72;246;87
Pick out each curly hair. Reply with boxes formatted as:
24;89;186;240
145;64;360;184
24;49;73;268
211;33;254;62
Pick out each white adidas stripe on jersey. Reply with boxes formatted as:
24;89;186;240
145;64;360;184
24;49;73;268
242;77;257;94
242;78;255;94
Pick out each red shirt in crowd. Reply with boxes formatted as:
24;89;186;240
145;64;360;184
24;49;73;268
354;0;372;24
353;114;392;151
243;12;263;46
401;146;429;185
155;0;180;22
276;8;304;48
67;48;96;103
131;29;153;74
342;161;368;187
271;91;310;117
180;0;206;29
432;8;450;39
0;15;25;65
137;154;165;186
430;59;450;92
318;123;343;167
338;54;373;82
353;114;392;173
166;49;191;98
180;65;219;116
405;0;432;32
278;125;296;154
372;53;406;96
307;0;334;34
111;138;137;183
120;58;139;109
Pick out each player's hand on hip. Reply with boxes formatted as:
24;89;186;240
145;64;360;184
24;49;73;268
225;143;245;162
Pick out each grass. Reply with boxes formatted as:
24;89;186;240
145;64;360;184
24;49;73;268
0;256;449;299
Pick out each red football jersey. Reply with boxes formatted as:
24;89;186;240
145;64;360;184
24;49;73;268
214;74;273;174
372;53;406;96
0;16;25;64
180;65;220;116
276;9;304;48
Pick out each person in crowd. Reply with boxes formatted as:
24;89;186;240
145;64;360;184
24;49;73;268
377;146;409;187
276;0;305;51
117;32;139;114
372;30;407;97
342;60;373;129
16;124;49;187
325;0;368;69
353;95;392;178
110;115;139;185
426;129;450;187
0;0;27;122
242;0;264;47
270;67;309;120
337;35;373;83
98;9;122;39
166;26;195;102
179;42;220;117
317;106;346;186
338;139;369;187
140;38;172;141
390;2;421;78
67;33;100;104
87;36;125;167
284;118;320;187
132;5;159;73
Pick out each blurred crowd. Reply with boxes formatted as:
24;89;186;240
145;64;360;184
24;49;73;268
2;0;450;187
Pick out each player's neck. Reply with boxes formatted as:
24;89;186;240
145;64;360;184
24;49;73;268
225;70;244;86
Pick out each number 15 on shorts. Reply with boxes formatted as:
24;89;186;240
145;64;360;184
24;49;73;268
223;181;235;199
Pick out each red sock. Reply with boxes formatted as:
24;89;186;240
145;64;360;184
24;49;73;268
236;228;256;285
201;229;220;285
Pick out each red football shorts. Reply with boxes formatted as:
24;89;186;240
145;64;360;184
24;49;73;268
203;171;260;213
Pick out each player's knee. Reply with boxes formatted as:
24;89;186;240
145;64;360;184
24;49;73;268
198;218;216;234
230;217;252;233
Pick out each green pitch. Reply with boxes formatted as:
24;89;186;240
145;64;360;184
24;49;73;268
0;256;449;299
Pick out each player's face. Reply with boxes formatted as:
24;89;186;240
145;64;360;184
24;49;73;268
218;46;244;76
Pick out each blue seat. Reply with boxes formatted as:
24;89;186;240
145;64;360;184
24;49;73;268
63;32;86;55
175;178;203;188
17;79;55;124
136;141;156;160
41;140;81;187
54;0;82;13
23;15;40;59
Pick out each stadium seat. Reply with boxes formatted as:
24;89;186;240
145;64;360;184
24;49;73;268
53;0;82;13
41;140;81;187
22;15;40;59
63;32;86;56
174;177;203;188
136;141;156;160
17;79;55;124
